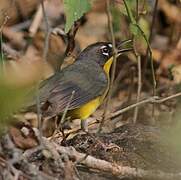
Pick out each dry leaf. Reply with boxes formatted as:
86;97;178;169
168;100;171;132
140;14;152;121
9;126;38;150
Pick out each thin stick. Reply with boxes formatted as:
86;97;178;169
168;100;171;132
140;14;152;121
133;0;142;123
29;5;43;37
136;0;139;21
109;92;181;119
66;92;181;135
133;55;142;123
143;0;158;84
35;85;43;145
56;18;82;71
0;15;10;70
40;0;51;61
98;0;117;132
35;0;51;142
145;0;158;123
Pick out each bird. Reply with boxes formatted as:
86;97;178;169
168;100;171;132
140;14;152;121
28;40;132;131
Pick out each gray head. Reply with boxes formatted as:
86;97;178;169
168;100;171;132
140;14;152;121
76;42;113;66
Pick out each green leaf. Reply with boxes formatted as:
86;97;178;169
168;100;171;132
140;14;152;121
64;0;91;33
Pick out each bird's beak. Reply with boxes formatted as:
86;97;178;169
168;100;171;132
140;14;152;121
116;39;133;56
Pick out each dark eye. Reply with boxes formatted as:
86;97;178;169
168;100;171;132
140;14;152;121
101;46;109;56
102;47;108;53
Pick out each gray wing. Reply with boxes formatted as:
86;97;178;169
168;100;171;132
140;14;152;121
38;60;108;117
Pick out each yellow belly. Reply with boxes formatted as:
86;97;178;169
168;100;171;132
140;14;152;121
69;97;101;120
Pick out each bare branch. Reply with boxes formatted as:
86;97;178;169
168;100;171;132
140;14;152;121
39;0;51;61
99;0;117;132
56;17;83;71
109;92;181;119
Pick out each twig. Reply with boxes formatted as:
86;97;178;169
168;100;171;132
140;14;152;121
133;55;142;123
109;92;181;119
176;37;181;49
136;0;139;21
64;92;181;135
143;0;158;74
133;0;142;123
145;0;158;123
99;0;117;132
35;85;43;145
110;96;158;119
29;4;43;37
29;0;51;59
0;14;10;69
40;0;51;61
35;0;50;143
56;18;83;71
123;0;156;90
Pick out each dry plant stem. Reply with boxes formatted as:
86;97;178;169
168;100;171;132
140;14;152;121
35;0;50;143
36;85;43;145
143;0;158;76
109;92;181;119
99;0;117;132
136;0;139;21
133;55;142;123
40;0;51;61
56;18;82;71
133;0;142;123
53;144;181;180
143;0;158;123
29;5;43;37
0;15;10;70
177;37;181;49
0;33;4;68
66;92;181;134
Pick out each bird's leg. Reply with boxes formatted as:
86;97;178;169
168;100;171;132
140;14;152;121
81;119;88;132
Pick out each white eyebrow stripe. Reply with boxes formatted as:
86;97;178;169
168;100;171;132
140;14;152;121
100;45;107;49
108;43;112;47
